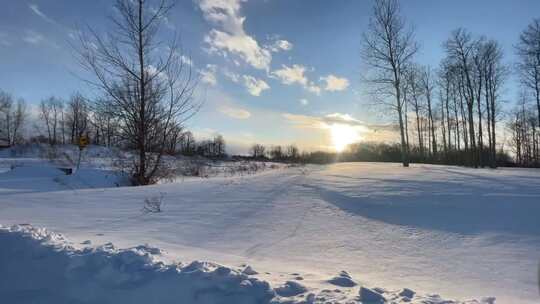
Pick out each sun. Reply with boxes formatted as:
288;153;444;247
330;124;360;152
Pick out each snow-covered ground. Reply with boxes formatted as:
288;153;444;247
0;155;538;303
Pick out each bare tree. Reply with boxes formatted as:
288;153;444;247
0;91;12;143
66;93;89;144
438;59;454;153
91;100;121;147
0;92;27;146
483;40;507;167
361;0;418;167
286;145;299;160
250;144;266;159
269;145;283;160
404;65;425;157
508;93;539;166
420;65;437;156
444;28;478;167
213;134;226;158
75;0;199;185
179;131;195;155
516;19;540;131
39;97;64;145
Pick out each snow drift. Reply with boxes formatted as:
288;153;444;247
0;224;496;304
0;225;274;304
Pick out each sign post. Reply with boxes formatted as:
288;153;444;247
77;135;89;170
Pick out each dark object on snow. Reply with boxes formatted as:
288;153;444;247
274;280;307;297
327;271;357;287
399;288;415;299
0;139;10;149
58;168;73;175
359;286;386;303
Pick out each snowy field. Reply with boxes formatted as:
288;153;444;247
0;156;539;303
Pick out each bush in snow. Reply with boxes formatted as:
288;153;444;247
142;193;165;213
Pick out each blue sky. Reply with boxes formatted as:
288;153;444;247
1;0;539;153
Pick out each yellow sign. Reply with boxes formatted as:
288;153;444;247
78;135;89;149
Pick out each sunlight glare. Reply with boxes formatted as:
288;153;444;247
330;124;360;152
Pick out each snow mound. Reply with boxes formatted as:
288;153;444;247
359;286;386;303
56;168;130;189
399;287;415;299
0;224;495;304
327;270;357;287
0;224;274;304
274;280;308;297
242;265;259;275
0;165;129;192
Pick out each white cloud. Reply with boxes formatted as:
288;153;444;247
200;64;217;86
223;69;241;83
146;65;169;82
268;39;293;52
23;30;45;45
306;83;321;95
28;4;56;24
272;64;308;86
199;0;271;70
282;112;395;135
300;98;309;106
180;55;193;66
324;113;362;126
242;75;270;96
321;75;349;92
220;106;251;119
272;64;321;95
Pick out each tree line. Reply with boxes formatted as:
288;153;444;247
361;0;540;168
1;88;229;158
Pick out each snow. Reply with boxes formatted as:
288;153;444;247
0;225;274;304
1;156;539;303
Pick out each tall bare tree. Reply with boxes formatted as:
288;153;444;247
75;0;199;185
421;65;437;156
516;19;540;131
444;28;478;167
361;0;418;167
483;40;506;167
405;65;425;157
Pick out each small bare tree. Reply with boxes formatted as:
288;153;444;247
75;0;199;185
0;91;11;143
361;0;418;167
66;93;89;145
250;144;266;159
39;96;64;145
0;91;27;146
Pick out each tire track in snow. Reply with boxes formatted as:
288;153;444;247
244;169;317;257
